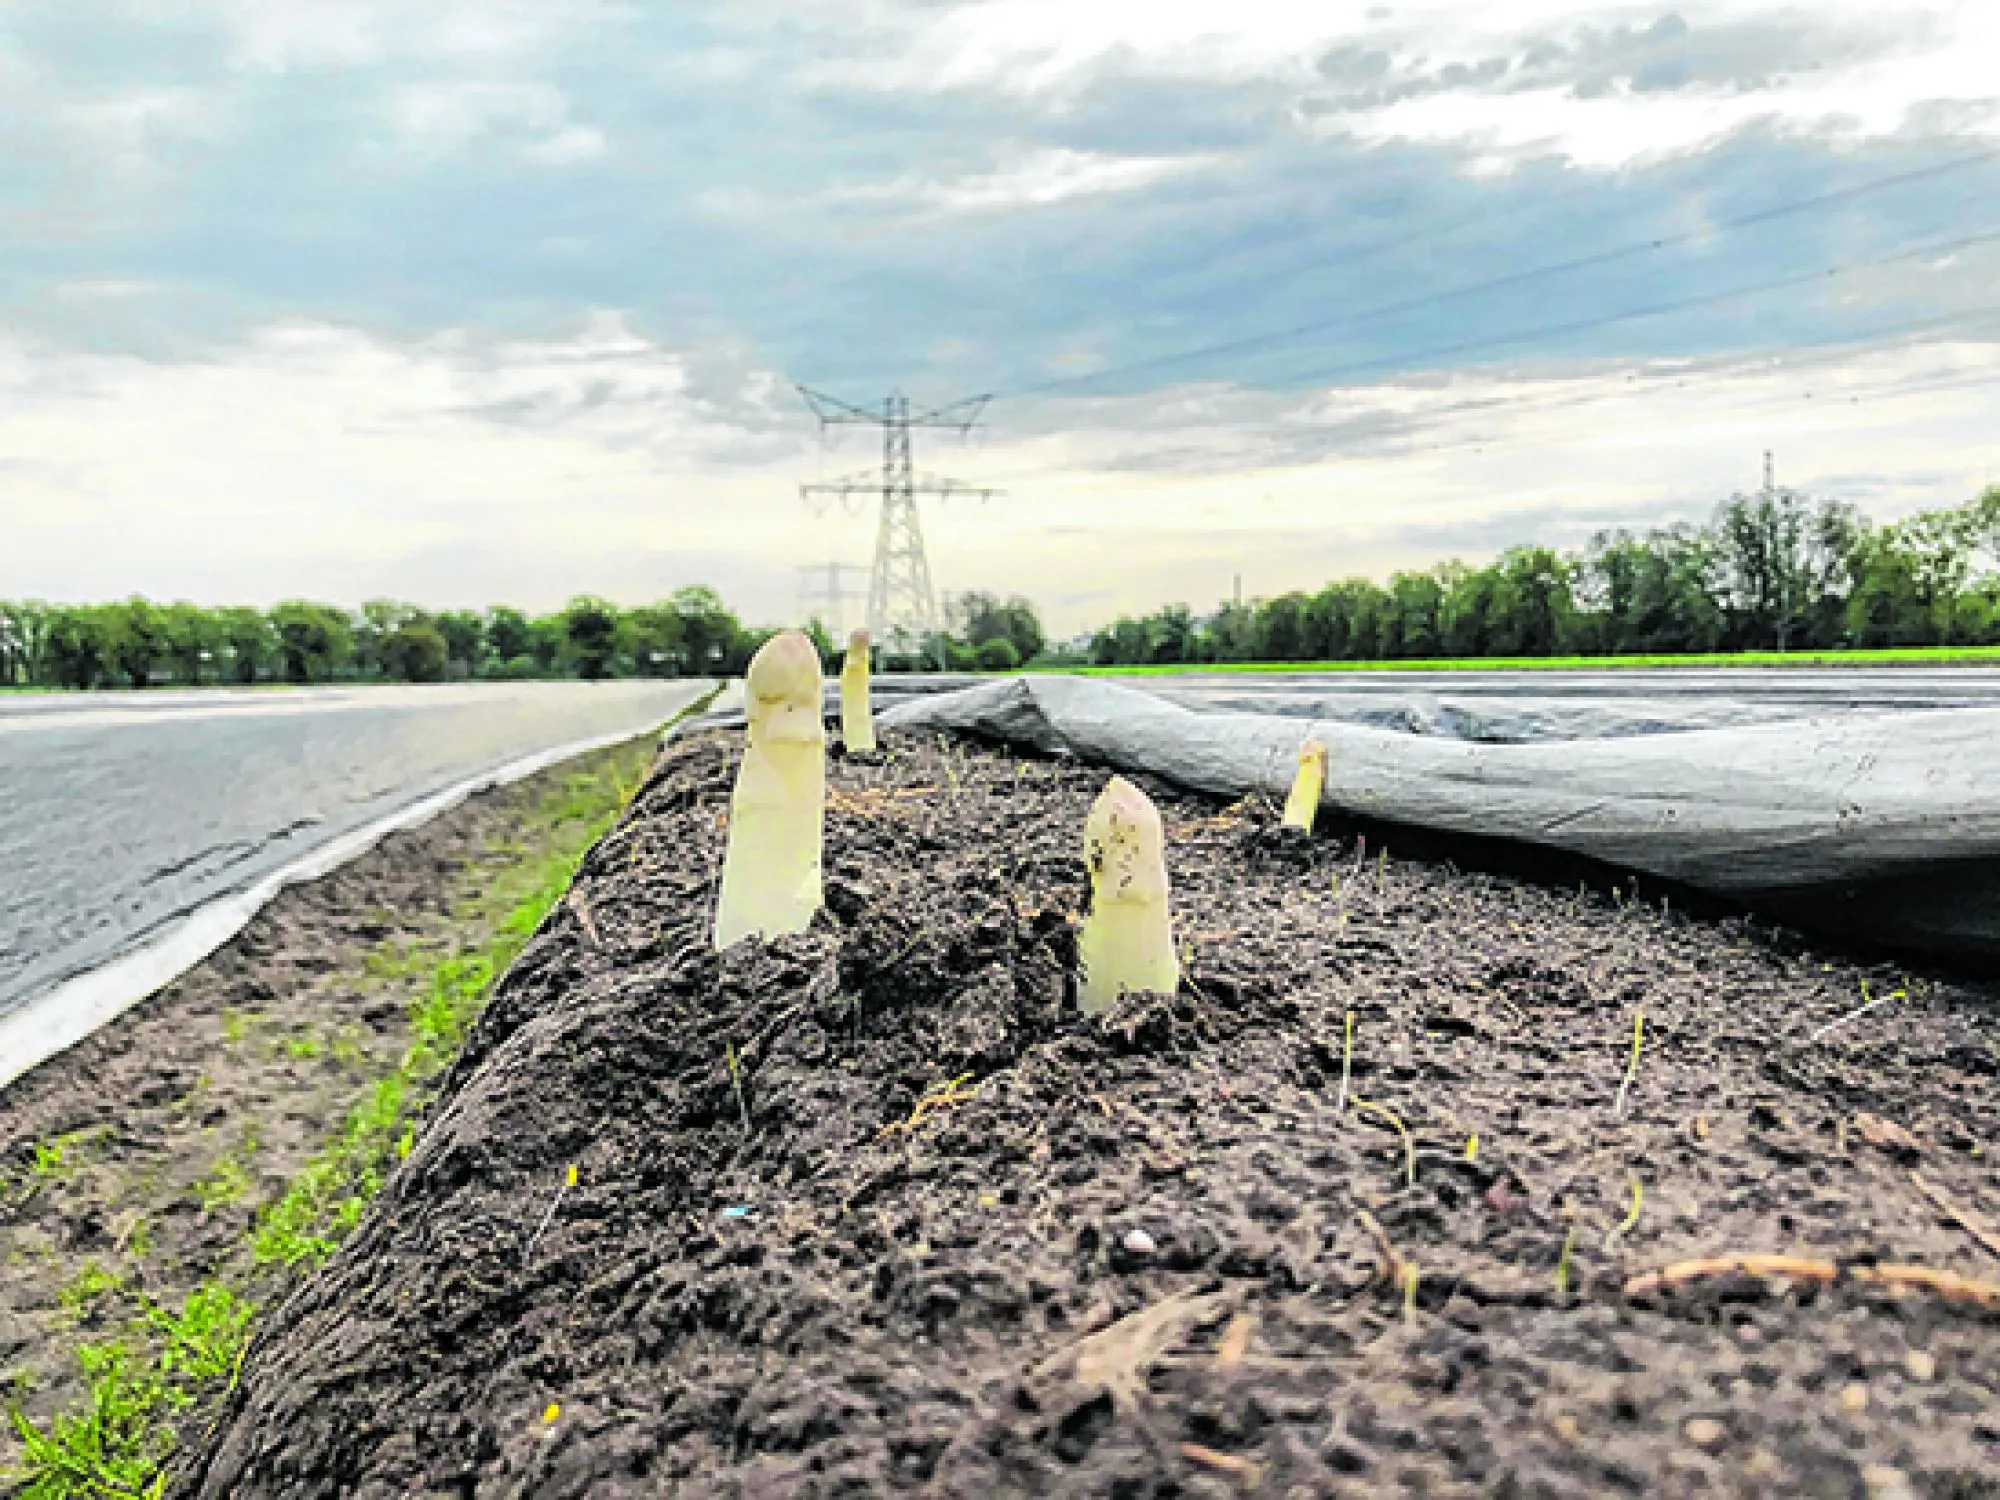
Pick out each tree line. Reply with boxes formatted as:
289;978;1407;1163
1085;484;2000;666
0;589;760;689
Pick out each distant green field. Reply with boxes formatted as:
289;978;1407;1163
1053;645;2000;676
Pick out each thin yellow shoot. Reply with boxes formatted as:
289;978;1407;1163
1281;738;1328;832
1078;776;1180;1014
1613;1007;1646;1118
1604;1173;1644;1251
840;628;876;753
713;630;826;949
1555;1223;1577;1298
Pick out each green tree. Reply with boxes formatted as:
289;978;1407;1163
1252;592;1310;660
670;586;746;674
433;610;486;678
1715;489;1861;650
484;606;533;666
268;601;354;684
974;636;1020;671
1147;604;1198;664
1384;572;1445;659
1485;548;1574;656
353;600;420;679
0;600;51;686
625;603;687;677
381;622;450;682
527;615;566;673
949;591;1046;664
105;598;166;687
559;596;622;680
161;603;222;685
43;607;114;689
216;607;275;684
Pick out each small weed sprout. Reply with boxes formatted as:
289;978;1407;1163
145;1285;253;1387
1613;1008;1646;1118
840;628;876;753
59;1262;122;1315
1402;1263;1420;1322
882;1073;979;1136
713;630;826;949
28;1129;97;1183
1281;738;1327;833
1604;1174;1644;1252
1555;1223;1578;1298
196;1148;254;1212
1078;777;1180;1015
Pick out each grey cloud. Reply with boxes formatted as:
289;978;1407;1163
1299;11;1914;118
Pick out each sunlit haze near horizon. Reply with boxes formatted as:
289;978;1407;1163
4;0;1999;633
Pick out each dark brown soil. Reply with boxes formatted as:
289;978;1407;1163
0;738;657;1464
180;730;1999;1499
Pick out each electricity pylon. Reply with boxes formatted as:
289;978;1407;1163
796;561;868;639
798;388;996;660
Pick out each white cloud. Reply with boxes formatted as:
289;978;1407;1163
386;82;608;164
209;0;627;70
835;147;1216;213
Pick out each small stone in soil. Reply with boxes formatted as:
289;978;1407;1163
1840;1383;1870;1414
1123;1229;1157;1255
1904;1349;1936;1381
1862;1466;1918;1500
1684;1418;1726;1450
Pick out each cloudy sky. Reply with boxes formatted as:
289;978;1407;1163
3;1;1998;633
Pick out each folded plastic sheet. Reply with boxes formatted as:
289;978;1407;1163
874;675;2000;960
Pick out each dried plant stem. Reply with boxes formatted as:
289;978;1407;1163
1803;979;1902;1046
1352;1096;1416;1188
523;1163;579;1263
1335;1009;1355;1117
726;1042;751;1132
1625;1253;2000;1311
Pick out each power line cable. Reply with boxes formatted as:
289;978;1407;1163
953;301;2000;489
1384;352;2000;468
1248;221;2000;392
948;302;2000;490
999;145;2000;400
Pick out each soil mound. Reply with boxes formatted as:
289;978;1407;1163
180;732;1999;1498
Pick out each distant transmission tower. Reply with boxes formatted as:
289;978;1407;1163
797;388;997;660
796;562;868;638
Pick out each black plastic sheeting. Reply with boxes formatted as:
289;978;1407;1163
866;675;2000;961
